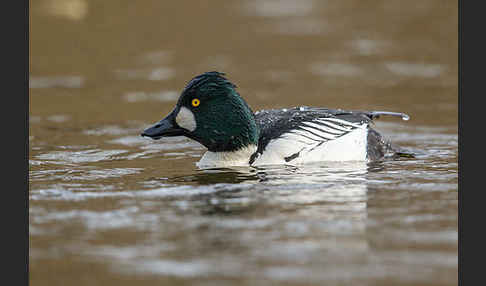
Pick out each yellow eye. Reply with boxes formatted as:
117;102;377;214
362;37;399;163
191;98;200;107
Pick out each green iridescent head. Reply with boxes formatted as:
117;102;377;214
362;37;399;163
142;72;260;152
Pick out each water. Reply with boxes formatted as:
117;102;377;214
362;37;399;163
30;1;458;285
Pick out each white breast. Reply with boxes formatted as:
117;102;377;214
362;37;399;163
196;144;258;168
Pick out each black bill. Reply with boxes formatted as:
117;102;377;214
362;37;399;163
141;110;185;139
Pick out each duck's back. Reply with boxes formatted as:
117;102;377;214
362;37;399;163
250;107;405;165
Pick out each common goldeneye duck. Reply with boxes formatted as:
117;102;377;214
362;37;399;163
141;71;411;168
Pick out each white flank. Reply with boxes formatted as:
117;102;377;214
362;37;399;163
196;144;258;168
175;107;197;132
253;124;368;165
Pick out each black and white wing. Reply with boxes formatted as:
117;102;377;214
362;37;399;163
250;107;408;164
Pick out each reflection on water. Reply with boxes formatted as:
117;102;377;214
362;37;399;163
29;120;457;285
30;0;457;285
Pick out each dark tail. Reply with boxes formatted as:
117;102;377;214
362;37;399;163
367;128;414;161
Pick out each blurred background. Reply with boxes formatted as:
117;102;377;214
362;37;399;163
30;0;457;127
30;1;457;286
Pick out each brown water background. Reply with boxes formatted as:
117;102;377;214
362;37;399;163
30;1;458;285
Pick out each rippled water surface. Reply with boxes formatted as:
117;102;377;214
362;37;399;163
30;1;458;285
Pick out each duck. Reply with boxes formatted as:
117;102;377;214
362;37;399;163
141;71;411;168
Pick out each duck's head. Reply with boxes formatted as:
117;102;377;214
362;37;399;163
141;72;259;152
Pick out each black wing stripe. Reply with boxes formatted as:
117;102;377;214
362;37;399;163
314;118;360;131
301;122;346;136
284;148;305;162
294;126;333;141
314;120;353;132
308;141;325;153
281;118;363;146
285;131;323;144
298;125;339;140
294;138;318;145
321;117;363;128
311;120;353;133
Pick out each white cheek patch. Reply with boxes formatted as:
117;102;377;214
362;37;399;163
175;106;197;132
